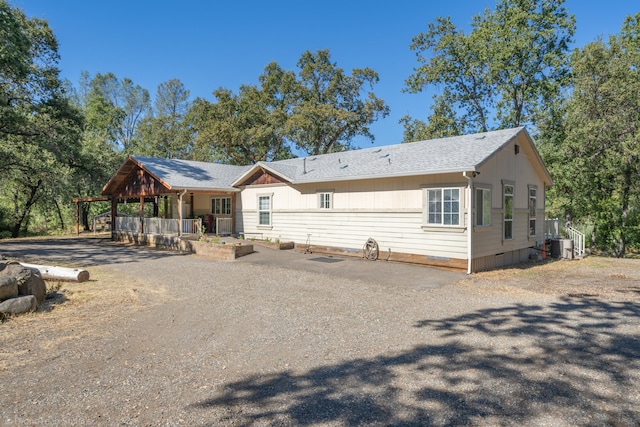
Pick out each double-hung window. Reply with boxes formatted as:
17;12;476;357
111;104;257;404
258;195;271;226
528;186;537;237
426;188;460;226
319;192;332;209
503;184;514;240
476;188;491;226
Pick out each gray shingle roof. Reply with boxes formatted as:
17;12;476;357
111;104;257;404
131;156;250;191
131;127;537;191
247;127;527;184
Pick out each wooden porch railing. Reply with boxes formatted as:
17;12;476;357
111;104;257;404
115;217;201;236
216;217;232;235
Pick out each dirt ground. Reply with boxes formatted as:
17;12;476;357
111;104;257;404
1;237;639;426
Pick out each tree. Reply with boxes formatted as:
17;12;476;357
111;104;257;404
0;1;84;237
189;50;388;163
189;82;293;165
87;72;150;151
286;50;389;155
133;78;195;159
399;91;465;142
404;0;575;139
64;72;125;231
542;14;640;256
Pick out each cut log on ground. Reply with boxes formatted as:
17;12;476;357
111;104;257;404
20;263;90;282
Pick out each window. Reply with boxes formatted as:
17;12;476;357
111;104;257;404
504;184;514;240
211;197;232;215
258;195;271;226
529;186;537;236
476;188;491;226
319;192;332;209
426;188;460;226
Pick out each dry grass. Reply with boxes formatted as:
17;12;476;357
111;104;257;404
0;265;170;371
458;256;640;300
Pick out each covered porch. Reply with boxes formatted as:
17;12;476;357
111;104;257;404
101;156;243;239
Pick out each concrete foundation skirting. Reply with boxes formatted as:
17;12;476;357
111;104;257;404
112;232;254;260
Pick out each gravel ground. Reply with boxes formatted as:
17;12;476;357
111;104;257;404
1;237;639;426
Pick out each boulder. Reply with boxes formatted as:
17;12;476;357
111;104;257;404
0;295;38;314
0;263;46;304
0;276;18;301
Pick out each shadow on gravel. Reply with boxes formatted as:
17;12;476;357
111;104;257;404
0;237;185;266
191;297;640;425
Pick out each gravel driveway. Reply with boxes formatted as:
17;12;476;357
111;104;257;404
1;237;639;426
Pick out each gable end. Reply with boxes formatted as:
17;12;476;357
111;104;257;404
107;164;171;197
243;169;287;186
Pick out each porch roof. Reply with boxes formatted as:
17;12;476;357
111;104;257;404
102;156;251;196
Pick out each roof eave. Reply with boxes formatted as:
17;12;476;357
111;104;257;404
290;167;478;185
170;186;242;193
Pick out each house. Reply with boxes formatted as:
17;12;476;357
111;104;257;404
101;126;553;273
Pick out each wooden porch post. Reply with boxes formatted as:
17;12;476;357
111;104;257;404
75;202;80;236
139;196;145;234
111;196;117;236
163;196;168;219
231;193;236;235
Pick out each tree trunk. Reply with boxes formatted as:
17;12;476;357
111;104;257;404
10;180;42;238
617;164;632;258
81;203;90;231
54;198;65;230
20;263;90;282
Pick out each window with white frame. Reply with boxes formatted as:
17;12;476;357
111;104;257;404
528;186;537;236
319;192;332;209
426;188;460;226
211;197;232;215
503;184;514;240
476;188;491;226
258;195;271;226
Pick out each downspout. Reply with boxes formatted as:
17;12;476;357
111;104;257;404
178;189;187;237
463;171;473;275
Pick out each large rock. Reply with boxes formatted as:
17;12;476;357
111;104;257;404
0;263;46;304
0;276;18;301
0;295;38;314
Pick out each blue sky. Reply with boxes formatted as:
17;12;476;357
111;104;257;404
16;0;640;149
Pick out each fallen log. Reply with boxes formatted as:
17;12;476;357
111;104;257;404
20;263;90;282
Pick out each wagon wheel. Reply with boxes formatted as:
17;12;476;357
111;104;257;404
363;238;379;261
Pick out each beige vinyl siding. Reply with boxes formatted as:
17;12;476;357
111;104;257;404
242;209;468;259
240;174;469;260
472;133;548;258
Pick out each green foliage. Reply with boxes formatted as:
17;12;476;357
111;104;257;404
540;13;640;257
190;49;389;162
132;78;195;159
84;72;150;151
399;92;465;142
0;1;85;237
285;50;390;155
403;0;575;139
189;80;292;164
